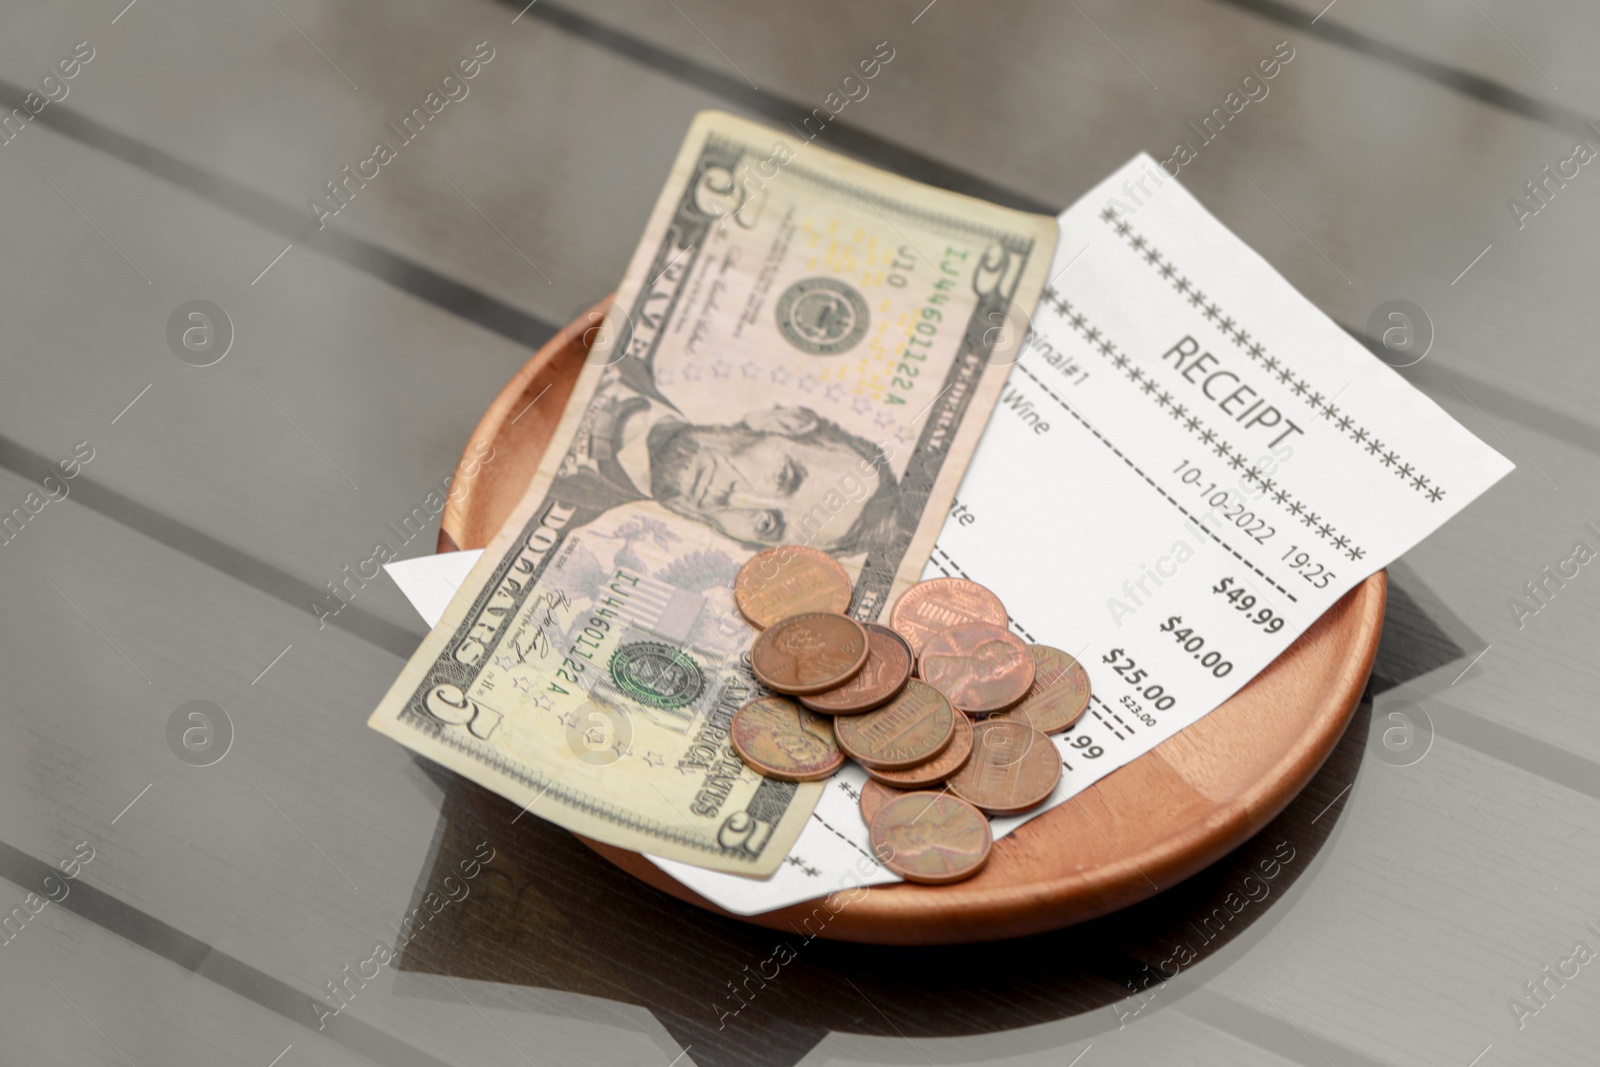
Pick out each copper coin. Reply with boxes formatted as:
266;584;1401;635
1000;645;1091;734
918;624;1035;715
730;696;845;782
889;577;1009;658
948;719;1062;815
750;613;870;695
865;712;973;789
734;546;853;629
859;779;907;825
869;792;992;885
800;623;913;714
834;680;956;769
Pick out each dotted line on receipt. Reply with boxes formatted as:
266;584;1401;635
1013;363;1298;603
1088;699;1127;741
812;810;881;867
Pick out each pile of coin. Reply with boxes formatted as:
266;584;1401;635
728;545;1092;886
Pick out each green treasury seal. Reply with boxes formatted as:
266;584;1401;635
774;276;870;355
609;642;706;710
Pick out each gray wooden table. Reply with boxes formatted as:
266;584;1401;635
1;1;1595;1064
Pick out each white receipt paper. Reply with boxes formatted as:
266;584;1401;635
383;551;485;629
394;155;1513;916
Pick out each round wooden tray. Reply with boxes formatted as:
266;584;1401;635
438;299;1386;945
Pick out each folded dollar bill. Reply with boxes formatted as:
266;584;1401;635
368;110;1058;874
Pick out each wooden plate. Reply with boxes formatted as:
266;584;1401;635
438;299;1386;945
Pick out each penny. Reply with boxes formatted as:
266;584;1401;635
734;546;853;630
800;623;913;714
750;613;870;695
918;624;1035;715
948;719;1061;816
730;696;845;782
869;792;992;885
865;712;973;789
999;645;1091;734
834;680;956;769
859;778;908;824
889;577;1009;658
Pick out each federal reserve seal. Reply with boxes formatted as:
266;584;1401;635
609;642;706;710
774;277;869;355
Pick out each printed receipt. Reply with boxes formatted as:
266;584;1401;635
647;154;1513;914
393;156;1513;914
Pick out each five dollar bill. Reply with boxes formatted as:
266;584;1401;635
367;111;1057;874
